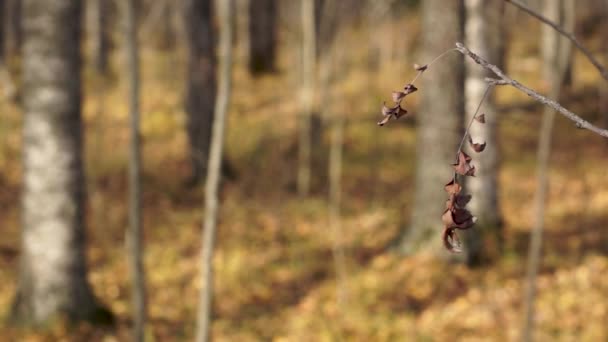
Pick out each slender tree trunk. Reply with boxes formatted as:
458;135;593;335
195;0;234;340
184;0;216;185
522;1;574;340
248;0;277;74
93;0;110;75
11;0;111;325
124;0;146;340
398;0;465;255
298;0;315;197
320;4;348;307
463;0;505;265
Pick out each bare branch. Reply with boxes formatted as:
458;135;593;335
455;42;608;138
505;0;608;82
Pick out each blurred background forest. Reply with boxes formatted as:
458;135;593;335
2;0;608;340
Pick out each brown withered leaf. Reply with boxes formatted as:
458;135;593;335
447;193;472;211
377;116;391;126
475;113;486;123
444;179;461;194
468;135;487;153
395;107;408;119
446;193;456;211
392;91;406;103
453;151;476;176
442;208;455;227
442;207;477;230
381;102;398;116
443;227;462;253
455;193;471;208
414;64;428;72
452;208;476;229
403;84;418;95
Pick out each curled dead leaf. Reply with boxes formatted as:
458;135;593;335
468;135;487;152
442;207;476;230
444;179;461;194
403;84;418;95
392;91;406;103
377;116;391;126
414;63;428;72
443;227;461;253
453;151;476;176
475;113;486;123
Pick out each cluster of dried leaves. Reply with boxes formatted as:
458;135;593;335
377;64;426;126
441;113;486;252
378;63;489;252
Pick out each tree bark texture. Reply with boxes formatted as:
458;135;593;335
398;0;465;255
12;0;110;325
463;0;505;265
195;0;234;340
184;0;216;185
248;0;277;74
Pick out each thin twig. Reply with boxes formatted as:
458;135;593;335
451;83;493;186
505;0;608;81
455;42;608;138
456;83;492;159
409;48;458;85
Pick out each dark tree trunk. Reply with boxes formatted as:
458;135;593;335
4;0;22;57
248;0;277;74
184;0;216;185
11;0;111;325
398;0;465;256
93;0;111;74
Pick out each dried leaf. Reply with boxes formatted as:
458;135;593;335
377;116;391;126
442;209;456;227
446;193;456;210
468;135;487;153
414;64;428;72
455;193;472;208
403;84;418;95
395;107;408;119
444;179;461;194
443;227;461;253
452;208;476;229
453;151;476;176
475;113;486;123
392;91;406;103
381;102;398;116
442;207;477;230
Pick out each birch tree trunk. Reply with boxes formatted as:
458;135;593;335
124;0;147;340
298;0;316;197
463;0;505;265
248;0;277;75
195;0;234;340
398;0;465;255
522;0;574;340
11;0;111;325
184;0;216;185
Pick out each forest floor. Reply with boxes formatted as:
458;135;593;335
1;21;608;341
